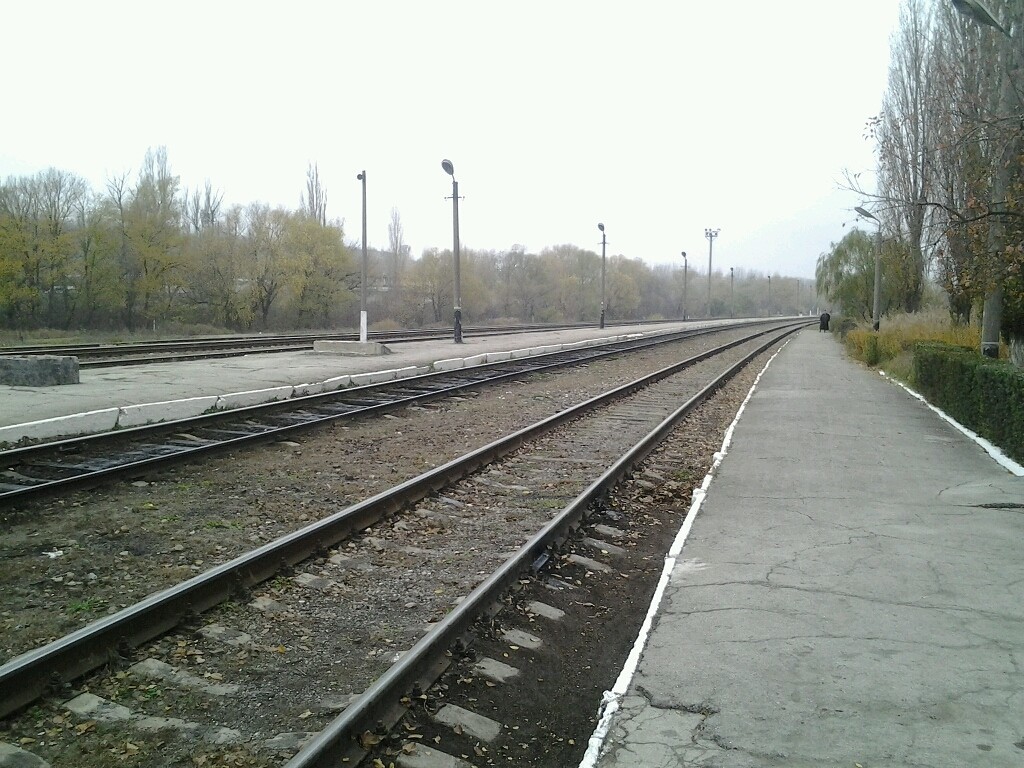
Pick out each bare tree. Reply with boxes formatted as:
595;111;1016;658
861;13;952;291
386;206;408;305
300;163;327;226
876;0;936;312
183;181;224;233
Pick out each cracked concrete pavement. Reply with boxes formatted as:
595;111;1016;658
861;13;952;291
592;330;1024;767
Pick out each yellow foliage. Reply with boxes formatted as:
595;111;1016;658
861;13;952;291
842;312;983;374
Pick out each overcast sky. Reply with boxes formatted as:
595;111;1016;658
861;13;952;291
2;0;902;279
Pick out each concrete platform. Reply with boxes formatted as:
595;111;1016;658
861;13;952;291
583;330;1024;767
0;322;729;445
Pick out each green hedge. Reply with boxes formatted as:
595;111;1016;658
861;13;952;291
913;342;1024;463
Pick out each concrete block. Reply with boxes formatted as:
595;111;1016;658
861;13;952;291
462;353;489;367
0;742;50;768
292;381;326;396
64;692;131;721
485;350;512;363
567;553;613;573
509;347;534;359
0;355;78;386
593;524;626;540
472;657;520;683
216;385;294;410
129;657;238;695
117;396;219;429
198;624;252;647
350;369;399;386
433;703;502;742
526;601;565;621
322;375;351;391
502;628;542;650
582;537;628;557
529;344;561;356
396;743;475;768
0;407;120;445
264;732;316;752
394;365;431;379
432;357;465;372
312;340;391;356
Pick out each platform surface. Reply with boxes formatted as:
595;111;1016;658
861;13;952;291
587;330;1024;768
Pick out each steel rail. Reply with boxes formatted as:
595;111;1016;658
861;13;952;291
2;320;684;364
0;322;809;719
0;323;774;504
286;324;805;767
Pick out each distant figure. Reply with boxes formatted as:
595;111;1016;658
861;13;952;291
819;312;831;332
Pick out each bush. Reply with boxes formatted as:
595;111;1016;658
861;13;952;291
914;342;1024;463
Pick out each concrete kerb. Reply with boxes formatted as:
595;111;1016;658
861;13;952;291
215;385;295;411
432;358;465;372
0;408;121;447
0;332;635;443
117;396;220;429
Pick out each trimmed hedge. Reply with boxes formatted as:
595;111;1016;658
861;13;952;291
913;342;1024;463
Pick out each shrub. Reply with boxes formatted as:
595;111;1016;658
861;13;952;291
914;342;1024;463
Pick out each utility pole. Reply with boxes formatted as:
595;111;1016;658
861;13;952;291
599;224;607;328
681;251;688;320
356;171;368;343
704;228;719;318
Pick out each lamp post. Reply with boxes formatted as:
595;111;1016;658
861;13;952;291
855;206;882;331
952;0;1014;358
441;159;462;343
730;267;734;318
704;228;719;317
681;251;688;320
767;275;772;317
598;223;607;329
356;171;368;343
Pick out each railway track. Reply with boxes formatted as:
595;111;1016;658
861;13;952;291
0;323;763;504
0;322;668;368
0;321;807;768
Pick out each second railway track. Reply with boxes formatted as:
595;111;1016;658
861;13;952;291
0;321;808;768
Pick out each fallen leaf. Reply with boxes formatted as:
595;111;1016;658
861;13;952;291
360;731;381;748
298;710;314;719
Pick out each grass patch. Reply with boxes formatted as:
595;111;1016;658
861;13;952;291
840;311;984;385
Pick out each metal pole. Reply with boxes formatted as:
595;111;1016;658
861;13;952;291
357;171;368;343
871;225;882;331
704;228;719;318
855;206;882;331
768;275;772;317
731;267;736;317
681;251;687;320
599;224;606;329
452;178;462;343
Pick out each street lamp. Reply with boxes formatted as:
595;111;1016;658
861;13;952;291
730;267;734;318
704;228;719;317
767;275;772;317
855;206;882;331
681;251;688;320
598;223;607;329
356;171;368;343
441;159;462;343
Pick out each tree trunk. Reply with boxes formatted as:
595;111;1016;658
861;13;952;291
1009;331;1024;368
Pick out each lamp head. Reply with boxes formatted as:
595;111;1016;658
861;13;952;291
357;172;364;181
441;159;455;176
598;223;604;232
681;251;686;258
854;206;878;222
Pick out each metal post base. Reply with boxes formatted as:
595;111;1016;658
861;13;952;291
454;309;463;344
